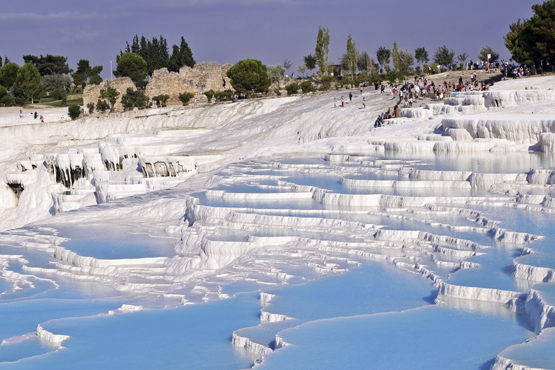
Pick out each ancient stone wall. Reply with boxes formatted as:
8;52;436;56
83;77;136;110
145;62;232;102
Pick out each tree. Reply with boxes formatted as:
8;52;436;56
504;19;530;64
304;54;317;75
114;53;148;82
68;104;81;120
267;64;285;88
457;53;468;63
178;92;194;105
398;50;414;74
376;47;391;73
524;0;555;67
89;75;103;85
415;47;429;66
434;45;455;66
226;59;272;93
478;45;499;63
41;74;71;93
346;34;358;78
283;60;292;75
13;63;44;103
121;88;150;110
0;62;19;89
4;56;9;65
314;26;330;75
296;64;307;77
72;59;103;87
358;51;375;74
392;42;400;71
169;37;195;72
22;54;72;76
99;87;120;112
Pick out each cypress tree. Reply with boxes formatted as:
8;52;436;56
131;35;140;54
169;45;180;72
179;37;195;68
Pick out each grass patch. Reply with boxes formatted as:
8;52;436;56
41;97;83;107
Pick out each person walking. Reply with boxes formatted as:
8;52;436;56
359;85;363;96
40;115;44;123
362;97;366;109
19;110;23;119
334;97;336;108
349;92;352;102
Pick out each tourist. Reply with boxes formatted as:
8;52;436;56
19;110;23;119
359;85;363;96
349;92;352;101
34;112;38;119
334;97;336;108
341;96;344;107
363;97;366;109
40;115;44;123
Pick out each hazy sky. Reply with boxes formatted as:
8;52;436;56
0;0;540;78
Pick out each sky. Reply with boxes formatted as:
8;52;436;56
0;0;541;78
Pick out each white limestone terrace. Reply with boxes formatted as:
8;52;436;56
0;75;555;368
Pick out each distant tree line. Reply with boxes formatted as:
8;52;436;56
119;35;195;76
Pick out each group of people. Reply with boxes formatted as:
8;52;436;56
19;110;44;122
374;106;398;128
500;60;529;79
333;92;355;108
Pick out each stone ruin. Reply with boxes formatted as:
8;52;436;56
83;77;136;111
82;62;232;110
145;62;232;103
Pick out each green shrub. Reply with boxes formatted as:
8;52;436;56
97;99;109;112
135;80;148;90
178;92;195;106
530;65;537;75
152;94;170;107
49;89;66;101
415;66;422;76
274;88;282;96
14;97;26;106
1;94;15;106
204;89;215;102
320;76;332;91
422;64;429;74
87;102;95;114
214;91;235;102
121;88;150;110
68;104;81;120
0;86;7;99
61;95;67;106
300;81;316;94
285;83;299;95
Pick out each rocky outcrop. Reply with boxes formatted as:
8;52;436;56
83;77;136;111
145;62;232;102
